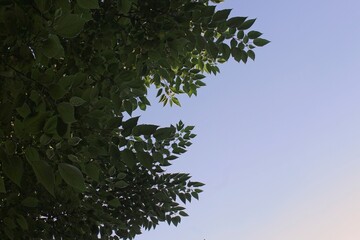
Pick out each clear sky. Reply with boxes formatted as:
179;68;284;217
136;0;360;239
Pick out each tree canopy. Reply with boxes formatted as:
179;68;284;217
0;0;268;239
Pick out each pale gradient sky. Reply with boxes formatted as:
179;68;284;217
136;0;360;239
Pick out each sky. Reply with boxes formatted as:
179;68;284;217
136;0;360;239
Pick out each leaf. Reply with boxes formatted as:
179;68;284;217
237;30;244;39
247;50;255;60
67;154;80;163
241;50;248;63
231;47;242;62
4;140;16;155
179;211;189;217
191;192;199;200
69;96;86;106
108;198;121;207
24;112;48;134
114;180;128;188
34;0;47;11
77;0;99;9
121;149;136;169
41;34;65;59
54;14;86;38
48;84;66;100
2;157;23;187
16;215;28;230
25;147;55;196
172;97;181;107
31;163;54;189
58;163;86;192
85;162;100;182
57;102;76;123
253;38;270;47
43;115;58;135
117;172;127;179
0;176;5;193
123;100;133;115
119;0;132;13
238;18;256;30
122;116;139;130
136;151;153;169
16;103;31;118
122;116;139;136
21;197;39;207
68;137;82;146
227;16;247;28
247;30;262;39
132;124;159;136
153;127;176;140
212;9;231;22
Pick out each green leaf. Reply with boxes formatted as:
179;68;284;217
70;96;86;106
114;180;128;188
16;215;28;230
231;47;242;62
58;163;86;192
23;146;41;164
253;38;270;47
34;0;47;11
119;0;132;13
16;103;31;118
212;9;231;22
48;84;66;100
0;176;5;193
191;192;199;200
122;116;139;136
179;211;189;217
25;147;55;196
132;124;159;136
67;154;80;163
2;157;23;187
247;30;262;39
136;151;153;169
77;0;99;9
241;50;248;63
54;14;86;38
4;140;16;155
123;100;133;115
237;30;245;39
227;16;247;28
121;149;136;169
122;116;139;129
152;152;164;164
68;137;82;146
41;34;65;59
247;50;255;60
153;127;176;140
172;97;181;107
239;18;256;30
24;112;48;134
57;102;76;123
43;115;58;135
85;162;100;182
117;172;127;179
21;197;39;207
30;161;53;185
108;198;121;207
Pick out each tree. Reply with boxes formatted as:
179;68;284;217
0;0;268;239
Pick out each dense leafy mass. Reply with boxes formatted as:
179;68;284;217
0;0;268;239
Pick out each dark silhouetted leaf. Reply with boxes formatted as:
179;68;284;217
58;163;86;192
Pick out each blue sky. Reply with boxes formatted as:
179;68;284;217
136;0;360;239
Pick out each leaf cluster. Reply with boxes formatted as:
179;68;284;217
0;0;267;239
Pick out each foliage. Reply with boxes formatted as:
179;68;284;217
0;0;268;239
